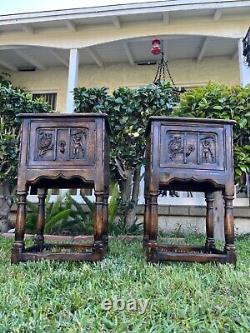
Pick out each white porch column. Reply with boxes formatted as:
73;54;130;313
66;48;79;113
238;39;250;87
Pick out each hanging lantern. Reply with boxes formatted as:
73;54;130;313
151;39;161;55
150;38;185;94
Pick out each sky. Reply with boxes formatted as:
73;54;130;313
0;0;155;15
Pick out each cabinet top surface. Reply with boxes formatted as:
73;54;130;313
18;112;108;118
148;116;236;124
18;112;111;133
146;116;236;135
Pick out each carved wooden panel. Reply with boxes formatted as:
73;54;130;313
37;128;55;160
28;121;95;167
35;127;88;161
160;125;225;170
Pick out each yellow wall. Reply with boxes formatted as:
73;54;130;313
0;6;245;112
11;67;68;112
9;56;239;111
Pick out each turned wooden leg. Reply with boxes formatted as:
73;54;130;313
205;191;215;251
143;195;150;246
93;192;105;253
223;194;236;264
102;193;109;248
11;190;27;263
34;188;47;250
146;194;159;262
148;194;158;244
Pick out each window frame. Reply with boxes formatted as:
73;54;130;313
32;90;58;110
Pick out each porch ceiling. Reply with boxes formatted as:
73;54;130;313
0;35;239;72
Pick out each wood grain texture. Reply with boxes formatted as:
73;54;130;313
144;117;236;264
11;113;110;263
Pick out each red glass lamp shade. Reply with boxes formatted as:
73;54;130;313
151;39;161;55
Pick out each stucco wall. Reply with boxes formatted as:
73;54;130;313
9;56;239;111
9;204;249;235
0;16;249;49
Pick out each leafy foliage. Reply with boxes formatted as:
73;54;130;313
74;83;179;229
110;83;179;172
0;72;11;87
107;183;142;235
80;183;141;235
74;86;108;113
74;82;250;232
174;83;250;183
26;191;93;235
26;184;123;235
74;82;179;174
0;73;51;184
0;125;18;184
108;183;120;227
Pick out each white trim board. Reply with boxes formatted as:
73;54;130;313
0;1;249;26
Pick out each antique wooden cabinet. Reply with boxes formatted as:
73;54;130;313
144;117;236;264
11;113;110;263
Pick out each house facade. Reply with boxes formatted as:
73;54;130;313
1;0;249;231
0;0;249;111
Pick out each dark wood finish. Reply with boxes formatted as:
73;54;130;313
144;117;236;264
11;113;110;263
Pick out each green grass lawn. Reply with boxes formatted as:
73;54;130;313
0;235;249;333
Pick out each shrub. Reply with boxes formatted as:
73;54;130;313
174;83;250;184
74;82;179;228
74;82;249;233
26;192;93;235
0;73;51;231
0;74;51;185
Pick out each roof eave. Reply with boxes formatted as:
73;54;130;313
0;0;250;26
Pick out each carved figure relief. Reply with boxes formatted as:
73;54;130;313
166;130;216;166
168;135;195;162
70;129;87;159
37;130;54;157
35;127;88;162
168;136;184;160
200;137;216;163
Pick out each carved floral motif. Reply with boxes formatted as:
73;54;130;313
186;144;195;157
59;140;66;154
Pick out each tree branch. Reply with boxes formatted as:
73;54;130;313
115;157;128;180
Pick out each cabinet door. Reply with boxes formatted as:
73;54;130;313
28;119;96;169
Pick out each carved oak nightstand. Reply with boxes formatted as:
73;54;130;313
11;113;110;263
144;117;236;264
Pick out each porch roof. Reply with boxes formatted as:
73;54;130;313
0;1;249;33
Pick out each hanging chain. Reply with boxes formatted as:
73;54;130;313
153;50;179;92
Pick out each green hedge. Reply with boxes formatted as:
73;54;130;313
0;74;51;184
174;83;250;183
74;82;250;185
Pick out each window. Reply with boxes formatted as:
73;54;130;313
32;92;57;110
